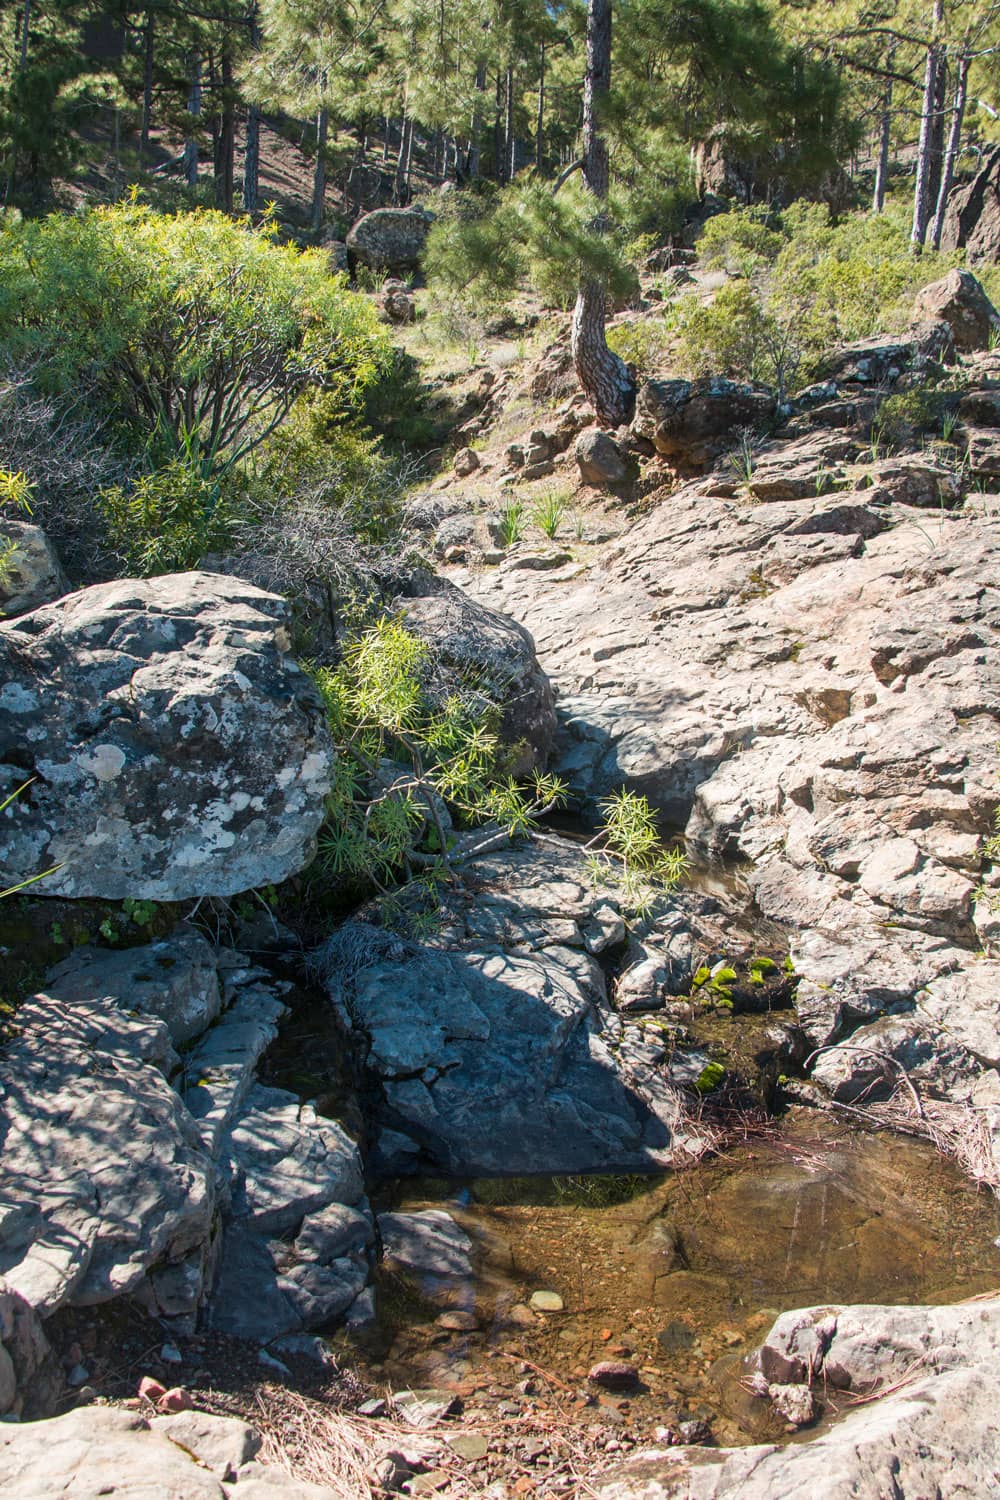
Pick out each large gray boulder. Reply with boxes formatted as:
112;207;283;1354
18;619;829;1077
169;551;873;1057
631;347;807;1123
0;572;334;900
0;517;67;618
631;377;776;469
595;1299;1000;1498
346;208;430;272
940;144;1000;264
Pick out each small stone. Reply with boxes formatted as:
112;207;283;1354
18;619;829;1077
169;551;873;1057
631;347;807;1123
677;1419;711;1445
157;1387;193;1413
160;1343;183;1364
359;1398;388;1418
587;1361;640;1392
447;1433;489;1462
768;1381;819;1428
138;1377;166;1403
453;448;480;477
409;1470;451;1495
529;1290;563;1313
436;1310;478;1331
66;1364;89;1387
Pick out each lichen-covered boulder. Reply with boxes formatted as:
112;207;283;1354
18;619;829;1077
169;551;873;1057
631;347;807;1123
0;518;67;618
0;572;334;900
346;208;430;271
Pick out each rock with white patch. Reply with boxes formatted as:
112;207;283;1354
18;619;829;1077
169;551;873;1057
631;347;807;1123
0;572;333;900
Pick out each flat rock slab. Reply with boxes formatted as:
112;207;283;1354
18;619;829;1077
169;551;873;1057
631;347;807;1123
318;845;708;1176
0;571;333;900
224;1085;365;1235
45;926;223;1047
0;1405;339;1498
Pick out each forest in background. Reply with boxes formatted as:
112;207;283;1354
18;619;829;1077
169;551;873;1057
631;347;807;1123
0;0;997;245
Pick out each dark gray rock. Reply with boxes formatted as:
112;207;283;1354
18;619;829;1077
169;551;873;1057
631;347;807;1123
346;208;430;271
392;577;556;774
575;429;629;486
44;927;222;1047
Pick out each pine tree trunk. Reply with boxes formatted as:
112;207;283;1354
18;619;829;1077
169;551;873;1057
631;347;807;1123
216;47;235;213
18;0;30;69
242;7;261;213
184;55;201;188
382;118;391;164
504;64;515;181
570;0;635;427
394;114;414;202
140;10;154;163
244;105;260;212
927;54;948;211
469;62;485;178
872;51;893;213
312;108;328;232
911;0;944;252
929;51;970;251
494;73;504;182
536;43;546;172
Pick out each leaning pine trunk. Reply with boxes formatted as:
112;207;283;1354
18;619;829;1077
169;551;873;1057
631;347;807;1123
570;0;635;427
929;50;970;250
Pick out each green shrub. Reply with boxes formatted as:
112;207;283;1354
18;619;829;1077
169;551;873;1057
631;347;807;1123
679;201;963;395
0;199;391;479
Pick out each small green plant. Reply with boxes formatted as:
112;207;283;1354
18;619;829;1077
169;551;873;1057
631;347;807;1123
531;491;566;540
309;618;567;900
498;498;526;548
695;1060;727;1094
583;788;689;916
0;469;33;514
941;408;960;443
122;897;157;928
748;954;778;985
727;428;759;486
692;962;738;1008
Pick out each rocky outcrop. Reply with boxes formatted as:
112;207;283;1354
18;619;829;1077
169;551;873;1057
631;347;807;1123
455;369;1000;1174
596;1299;1000;1498
0;572;333;900
940;144;1000;264
0;517;67;618
0;1405;339;1498
632;377;776;470
317;841;714;1177
393;575;557;773
912;268;1000;353
346;208;430;272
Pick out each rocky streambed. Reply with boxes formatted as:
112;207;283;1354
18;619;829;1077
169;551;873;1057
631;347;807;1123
2;281;1000;1494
